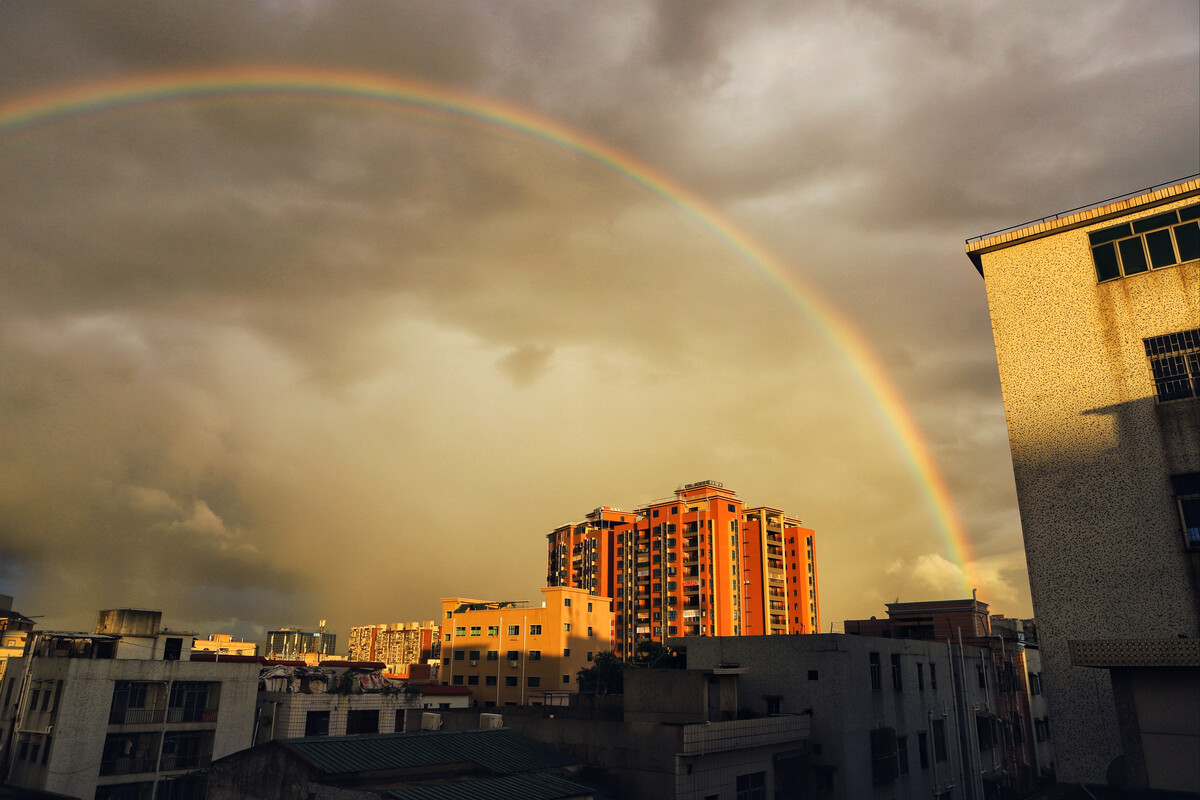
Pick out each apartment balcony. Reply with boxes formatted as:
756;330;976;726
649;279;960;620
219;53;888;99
766;532;783;544
769;601;786;612
109;707;166;725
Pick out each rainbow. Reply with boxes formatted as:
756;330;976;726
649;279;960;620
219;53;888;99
0;67;977;591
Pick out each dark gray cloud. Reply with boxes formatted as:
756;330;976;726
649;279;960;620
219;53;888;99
0;0;1195;637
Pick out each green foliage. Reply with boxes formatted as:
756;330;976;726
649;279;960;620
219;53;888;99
576;651;624;695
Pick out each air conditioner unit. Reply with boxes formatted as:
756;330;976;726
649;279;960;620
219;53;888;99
421;712;443;731
508;660;520;668
469;660;478;666
479;712;503;729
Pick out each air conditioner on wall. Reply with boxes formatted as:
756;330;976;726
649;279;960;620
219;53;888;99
469;660;478;666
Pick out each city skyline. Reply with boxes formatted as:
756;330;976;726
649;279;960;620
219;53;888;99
0;2;1197;642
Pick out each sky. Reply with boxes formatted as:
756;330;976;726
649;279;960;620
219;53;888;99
0;1;1196;643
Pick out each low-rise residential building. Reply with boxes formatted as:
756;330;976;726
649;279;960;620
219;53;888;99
252;662;468;742
844;598;1054;793
347;621;439;675
0;609;259;800
682;633;1000;800
440;586;614;706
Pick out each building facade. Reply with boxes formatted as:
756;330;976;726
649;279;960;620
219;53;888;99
683;633;1001;800
346;621;439;675
439;586;614;706
547;481;820;657
966;176;1200;790
191;633;258;657
0;609;259;800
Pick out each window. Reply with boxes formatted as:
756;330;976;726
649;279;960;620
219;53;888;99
1029;671;1043;695
507;650;519;661
454;651;464;661
487;626;499;636
587;602;593;612
346;710;378;734
891;654;902;690
470;626;481;637
977;663;986;689
446;611;453;620
918;730;929;768
485;675;496;686
452;675;463;685
917;662;925;690
529;650;541;661
467;675;479;686
505;676;518;687
587;626;594;637
562;674;571;684
897;735;910;775
869;652;882;692
162;637;183;661
454;627;465;637
930;662;937;690
586;652;593;661
807;670;819;681
507;625;519;636
529;625;542;635
765;696;782;714
563;648;571;657
527;676;540;688
1091;203;1200;281
564;598;571;607
468;650;480;660
1172;472;1200;548
1035;717;1052;742
305;710;330;736
932;718;948;761
486;650;499;661
1145;329;1200;402
870;727;899;784
564;623;571;632
735;771;766;800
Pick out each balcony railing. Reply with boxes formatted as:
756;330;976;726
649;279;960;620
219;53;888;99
166;708;218;724
109;707;166;725
99;756;158;777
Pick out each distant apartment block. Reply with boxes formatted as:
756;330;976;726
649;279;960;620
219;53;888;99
265;623;337;662
967;176;1200;791
0;609;258;800
440;586;614;706
347;620;439;675
547;481;819;656
0;595;35;683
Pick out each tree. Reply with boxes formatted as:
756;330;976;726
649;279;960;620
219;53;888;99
576;651;624;695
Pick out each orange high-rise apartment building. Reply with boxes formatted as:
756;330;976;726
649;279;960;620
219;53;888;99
546;481;819;656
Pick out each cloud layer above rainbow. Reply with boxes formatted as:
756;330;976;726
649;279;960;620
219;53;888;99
0;66;977;592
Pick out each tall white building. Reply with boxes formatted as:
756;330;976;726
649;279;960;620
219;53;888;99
967;176;1200;791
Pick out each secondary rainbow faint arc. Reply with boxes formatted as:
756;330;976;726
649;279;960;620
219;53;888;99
0;67;977;591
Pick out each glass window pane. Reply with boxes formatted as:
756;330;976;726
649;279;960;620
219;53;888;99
1146;229;1179;268
1089;223;1132;245
1118;237;1148;275
1178;204;1200;222
1092;244;1121;281
1173;222;1200;262
1132;210;1179;234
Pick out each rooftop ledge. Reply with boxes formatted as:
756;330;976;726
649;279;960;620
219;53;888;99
964;175;1200;274
678;714;810;756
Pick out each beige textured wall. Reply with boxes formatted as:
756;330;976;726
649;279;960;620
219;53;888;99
979;195;1200;784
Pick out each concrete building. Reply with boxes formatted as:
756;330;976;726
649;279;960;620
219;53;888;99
265;623;337;662
682;634;1002;800
966;176;1200;791
409;667;811;800
547;481;820;657
346;621;439;675
252;661;470;743
0;609;259;800
845;598;1054;792
439;586;614;706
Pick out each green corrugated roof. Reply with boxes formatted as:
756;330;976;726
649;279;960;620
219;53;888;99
281;728;576;776
383;772;592;800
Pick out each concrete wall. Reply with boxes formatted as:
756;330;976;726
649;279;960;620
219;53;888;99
975;192;1200;783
